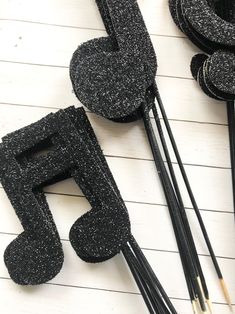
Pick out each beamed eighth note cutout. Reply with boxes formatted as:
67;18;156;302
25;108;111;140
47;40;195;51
0;107;176;314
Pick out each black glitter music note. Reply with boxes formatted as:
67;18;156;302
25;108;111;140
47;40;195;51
0;106;176;313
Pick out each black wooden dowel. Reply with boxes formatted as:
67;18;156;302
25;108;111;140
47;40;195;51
129;237;178;314
227;101;235;218
123;244;173;313
141;103;207;311
151;102;209;301
153;83;231;305
122;246;156;314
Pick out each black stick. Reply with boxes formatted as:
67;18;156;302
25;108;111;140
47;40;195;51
153;83;231;305
122;246;157;314
141;103;206;311
227;101;235;218
151;103;209;301
123;243;173;313
129;237;178;314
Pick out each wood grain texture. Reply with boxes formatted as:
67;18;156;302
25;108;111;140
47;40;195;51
0;233;235;304
0;103;230;168
1;279;234;314
0;62;226;124
0;0;182;37
0;20;198;78
0;1;234;313
0;190;234;257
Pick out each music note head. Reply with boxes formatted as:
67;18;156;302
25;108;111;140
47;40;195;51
4;229;64;285
0;106;133;284
191;51;235;101
69;203;131;263
70;0;157;121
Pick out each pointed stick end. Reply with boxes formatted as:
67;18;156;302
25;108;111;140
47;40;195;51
195;297;209;314
219;279;233;310
192;300;198;314
206;299;213;314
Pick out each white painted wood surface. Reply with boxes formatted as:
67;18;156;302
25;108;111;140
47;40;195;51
0;1;234;313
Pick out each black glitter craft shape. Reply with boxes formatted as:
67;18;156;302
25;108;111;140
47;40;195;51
69;0;220;312
169;0;234;307
70;0;157;122
169;0;235;53
191;50;235;101
0;106;131;284
0;107;176;314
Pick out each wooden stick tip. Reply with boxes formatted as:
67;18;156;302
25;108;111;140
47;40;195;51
206;298;213;314
192;300;198;314
220;279;233;310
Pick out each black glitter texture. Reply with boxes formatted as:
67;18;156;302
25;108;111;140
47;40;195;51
169;0;235;52
70;0;157;121
190;53;208;80
0;107;131;284
169;0;235;101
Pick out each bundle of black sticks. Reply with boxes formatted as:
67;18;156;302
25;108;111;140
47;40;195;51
70;0;232;313
169;0;235;309
0;106;177;314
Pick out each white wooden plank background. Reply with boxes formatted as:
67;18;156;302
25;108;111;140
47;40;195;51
0;1;234;313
